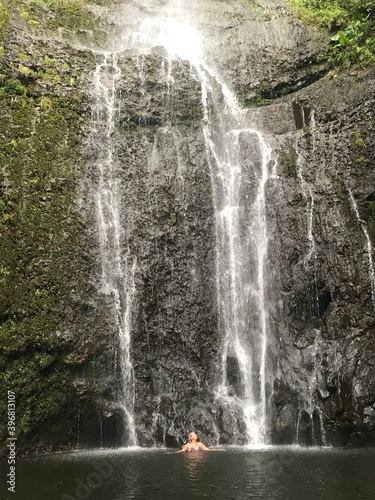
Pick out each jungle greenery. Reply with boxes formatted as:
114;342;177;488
287;0;375;66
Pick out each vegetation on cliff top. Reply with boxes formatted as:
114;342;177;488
0;0;106;38
287;0;375;67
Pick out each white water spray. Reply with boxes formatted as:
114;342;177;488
92;54;137;446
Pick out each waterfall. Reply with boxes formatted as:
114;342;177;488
133;15;273;444
295;332;327;446
296;146;316;269
295;119;327;446
348;188;375;313
96;1;274;445
92;54;137;446
198;73;272;443
296;137;321;321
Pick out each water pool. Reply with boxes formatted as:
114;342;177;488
14;446;375;499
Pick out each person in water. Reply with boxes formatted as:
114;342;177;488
176;432;210;453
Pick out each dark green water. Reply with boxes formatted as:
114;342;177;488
11;446;375;500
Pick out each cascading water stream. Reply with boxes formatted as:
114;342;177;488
92;53;137;446
296;146;316;269
348;188;375;314
295;119;327;446
98;1;274;445
200;88;272;444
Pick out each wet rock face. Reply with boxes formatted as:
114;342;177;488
267;67;375;446
175;0;329;106
83;52;220;445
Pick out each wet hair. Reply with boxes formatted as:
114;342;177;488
188;431;199;442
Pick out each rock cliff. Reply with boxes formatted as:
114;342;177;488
0;0;374;455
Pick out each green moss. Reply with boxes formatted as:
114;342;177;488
350;130;369;167
0;82;89;450
41;67;62;83
0;92;81;347
356;155;369;164
0;352;74;439
20;8;39;25
5;0;102;42
0;1;9;34
46;3;96;31
0;0;108;457
0;77;27;95
240;90;273;108
17;63;35;78
280;147;298;178
44;55;56;66
354;138;366;149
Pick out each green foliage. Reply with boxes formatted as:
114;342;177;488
0;351;73;439
0;91;82;347
18;63;35;78
0;197;5;215
286;0;371;28
0;0;105;455
0;1;9;33
349;130;369;165
44;55;56;66
40;95;52;110
354;137;366;149
287;0;375;67
14;0;85;10
7;0;94;32
0;264;10;276
356;155;369;163
0;77;27;96
330;14;375;66
20;8;39;25
280;147;298;178
350;129;367;148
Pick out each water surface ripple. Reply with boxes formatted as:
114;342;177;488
18;446;375;499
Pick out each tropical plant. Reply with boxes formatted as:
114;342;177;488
287;0;375;66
